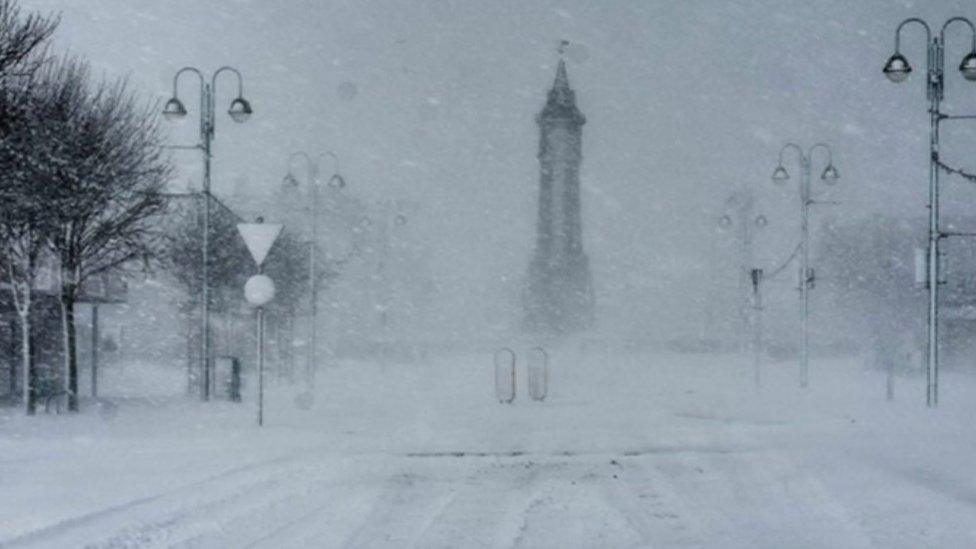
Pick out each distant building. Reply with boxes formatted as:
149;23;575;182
0;264;126;405
523;58;595;334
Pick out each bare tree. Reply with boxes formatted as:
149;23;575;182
34;58;170;411
0;0;57;79
0;85;49;412
0;2;58;414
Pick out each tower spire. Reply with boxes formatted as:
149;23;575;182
538;41;584;125
554;39;570;89
554;58;569;90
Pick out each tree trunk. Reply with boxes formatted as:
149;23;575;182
60;285;79;412
186;307;194;396
19;311;34;415
8;322;17;402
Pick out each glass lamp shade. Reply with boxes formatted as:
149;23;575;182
282;172;301;188
771;166;790;185
821;164;840;184
328;174;346;190
228;97;253;123
883;53;912;83
162;97;187;121
960;51;976;81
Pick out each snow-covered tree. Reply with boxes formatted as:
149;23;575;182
35;58;170;412
0;0;58;414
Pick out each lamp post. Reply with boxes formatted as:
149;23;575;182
282;151;345;386
718;188;768;351
771;143;840;388
718;191;767;389
163;66;253;400
363;205;407;363
883;17;976;407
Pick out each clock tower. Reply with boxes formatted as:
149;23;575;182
523;56;594;334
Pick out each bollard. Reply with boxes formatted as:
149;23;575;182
528;346;549;401
494;348;516;403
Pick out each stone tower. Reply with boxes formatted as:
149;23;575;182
523;58;594;334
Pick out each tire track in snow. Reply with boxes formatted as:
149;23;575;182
684;450;874;548
2;445;331;549
602;458;703;547
412;461;545;548
340;471;460;549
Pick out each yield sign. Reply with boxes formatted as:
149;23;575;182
237;222;283;267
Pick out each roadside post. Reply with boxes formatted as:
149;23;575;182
237;218;282;427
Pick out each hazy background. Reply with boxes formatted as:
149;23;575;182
22;0;976;346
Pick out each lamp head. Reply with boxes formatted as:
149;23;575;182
228;97;252;123
821;164;840;184
883;53;912;83
960;51;976;81
162;97;187;121
771;166;790;185
282;172;300;188
328;174;346;190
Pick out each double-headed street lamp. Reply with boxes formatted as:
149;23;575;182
163;66;253;400
718;189;767;352
883;17;976;407
718;191;767;390
282;152;345;386
771;143;840;388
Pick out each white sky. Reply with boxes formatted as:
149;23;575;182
21;0;976;339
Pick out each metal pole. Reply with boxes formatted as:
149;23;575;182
751;269;763;391
740;191;755;354
257;306;265;426
308;161;319;387
926;37;941;407
799;154;810;388
201;82;214;401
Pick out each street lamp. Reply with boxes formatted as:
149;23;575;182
771;142;839;388
163;66;253;401
718;189;767;355
883;17;976;407
281;151;343;387
362;205;408;363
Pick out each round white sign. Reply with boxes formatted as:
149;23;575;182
244;274;276;306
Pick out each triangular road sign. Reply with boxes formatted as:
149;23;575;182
237;222;283;267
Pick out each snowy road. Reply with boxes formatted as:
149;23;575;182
1;449;874;548
3;351;976;547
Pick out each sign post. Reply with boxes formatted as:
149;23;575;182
237;219;282;427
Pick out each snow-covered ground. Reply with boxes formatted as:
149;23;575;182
2;349;976;548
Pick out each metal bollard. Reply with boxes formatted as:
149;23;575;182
494;347;516;403
528;346;548;401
